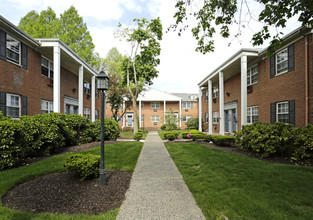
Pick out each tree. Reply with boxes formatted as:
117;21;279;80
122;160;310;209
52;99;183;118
18;6;99;66
104;47;131;123
171;0;313;55
116;18;163;134
164;109;178;131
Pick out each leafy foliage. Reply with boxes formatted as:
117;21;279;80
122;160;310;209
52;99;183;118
164;131;180;140
164;108;178;131
160;124;167;130
0;113;120;170
18;6;99;66
212;135;235;147
186;117;199;130
64;154;100;181
116;18;163;133
182;129;202;138
172;0;313;55
291;124;313;161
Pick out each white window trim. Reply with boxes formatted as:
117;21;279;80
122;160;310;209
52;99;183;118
205;112;209;123
41;56;54;79
6;93;21;118
84;107;91;119
213;111;219;124
6;34;21;65
151;115;160;122
276;101;289;123
182;102;192;109
247;106;259;124
41;100;54;114
84;81;91;95
151;102;160;109
213;86;219;99
276;48;288;76
247;65;258;86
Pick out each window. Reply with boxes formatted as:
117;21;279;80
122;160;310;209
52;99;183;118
6;93;20;118
213;112;219;124
205;91;208;101
41;100;53;114
84;108;90;119
182;115;192;122
151;102;160;109
247;106;258;124
247;65;258;86
95;109;99;120
276;48;288;75
205;112;209;123
276;102;289;123
182;102;192;109
6;35;20;64
213;86;219;99
84;81;90;94
141;102;144;108
41;57;54;79
151;115;160;122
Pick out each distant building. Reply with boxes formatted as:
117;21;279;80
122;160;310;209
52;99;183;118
198;26;313;134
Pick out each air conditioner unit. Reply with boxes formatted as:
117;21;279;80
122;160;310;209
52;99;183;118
153;122;157;125
153;109;157;112
47;78;53;86
247;85;253;93
213;98;216;103
185;109;188;112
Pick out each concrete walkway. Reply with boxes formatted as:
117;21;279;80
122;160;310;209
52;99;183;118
116;131;205;220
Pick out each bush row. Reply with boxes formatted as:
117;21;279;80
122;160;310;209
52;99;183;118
235;122;313;161
0;112;120;170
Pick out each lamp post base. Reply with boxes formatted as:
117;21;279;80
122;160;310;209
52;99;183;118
99;168;106;185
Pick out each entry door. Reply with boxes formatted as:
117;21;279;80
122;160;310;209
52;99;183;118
232;109;237;132
224;111;229;132
127;114;133;127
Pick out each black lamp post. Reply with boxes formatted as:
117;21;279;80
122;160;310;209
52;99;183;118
97;70;109;186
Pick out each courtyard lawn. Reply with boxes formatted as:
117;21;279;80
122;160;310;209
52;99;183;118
120;130;148;139
165;143;313;220
0;142;143;220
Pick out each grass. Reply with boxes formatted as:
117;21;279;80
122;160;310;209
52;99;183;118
0;142;143;220
120;130;148;139
165;142;313;220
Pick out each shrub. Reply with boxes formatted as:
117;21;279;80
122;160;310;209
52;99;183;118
235;122;293;157
64;154;100;181
291;124;313;161
160;124;167;130
138;129;143;133
166;133;177;141
212;135;235;146
203;135;213;142
190;134;204;140
164;131;179;140
186;117;199;130
133;132;143;141
182;129;202;138
93;118;121;141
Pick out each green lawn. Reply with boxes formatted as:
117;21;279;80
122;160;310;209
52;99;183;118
165;143;313;220
0;142;143;220
120;130;148;139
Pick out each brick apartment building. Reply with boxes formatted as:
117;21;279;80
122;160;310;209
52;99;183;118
0;15;101;120
105;88;199;130
198;26;313;134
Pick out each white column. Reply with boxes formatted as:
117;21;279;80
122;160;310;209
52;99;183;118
228;109;233;133
53;45;61;113
179;99;182;128
78;65;84;116
219;71;225;135
241;55;248;127
164;100;166;123
139;100;142;127
208;79;213;134
91;75;95;122
122;101;125;129
198;87;202;131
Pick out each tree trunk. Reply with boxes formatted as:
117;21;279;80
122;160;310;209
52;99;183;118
132;99;139;134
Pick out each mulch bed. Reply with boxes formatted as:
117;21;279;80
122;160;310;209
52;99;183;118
2;170;132;215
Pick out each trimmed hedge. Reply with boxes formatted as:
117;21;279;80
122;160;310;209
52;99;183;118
203;135;213;142
0;112;120;170
166;133;177;141
190;134;204;140
64;153;100;181
164;131;179;140
182;129;202;139
212;135;235;146
235;122;313;161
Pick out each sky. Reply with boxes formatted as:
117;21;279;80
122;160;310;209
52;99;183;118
0;0;301;93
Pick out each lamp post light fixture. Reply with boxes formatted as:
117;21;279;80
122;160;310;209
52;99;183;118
96;70;109;186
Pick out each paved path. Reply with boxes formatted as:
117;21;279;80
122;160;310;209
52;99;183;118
116;131;205;220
